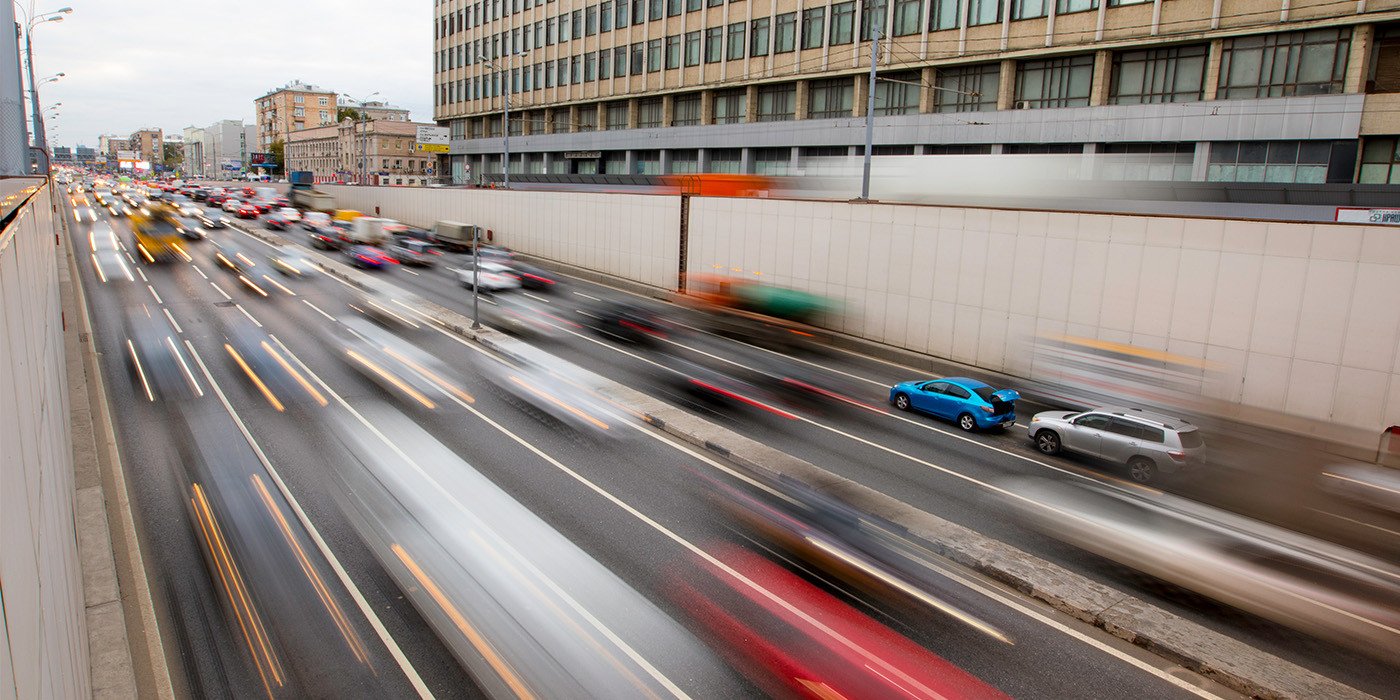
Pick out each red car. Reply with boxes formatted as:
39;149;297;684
234;203;260;219
666;543;1010;700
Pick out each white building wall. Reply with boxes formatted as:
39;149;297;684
1;180;88;699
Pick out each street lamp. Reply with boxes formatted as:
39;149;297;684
343;91;378;185
477;50;527;189
16;6;72;175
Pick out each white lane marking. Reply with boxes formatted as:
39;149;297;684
147;285;163;304
235;304;263;328
261;274;297;297
136;267;148;282
181;340;435;699
523;293;550;304
268;336;691;699
404;269;419;276
192;264;209;279
573;291;601;301
576;310;600;320
1310;508;1400;539
302;300;337;321
125;252;137;265
210;282;232;300
163;308;183;334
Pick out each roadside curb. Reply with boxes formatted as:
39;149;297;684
231;220;1375;700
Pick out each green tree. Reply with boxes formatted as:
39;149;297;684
162;142;182;171
337;107;366;122
267;139;285;173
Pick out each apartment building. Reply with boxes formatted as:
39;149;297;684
432;0;1400;185
128;128;162;165
255;80;338;151
286;118;440;185
337;96;414;123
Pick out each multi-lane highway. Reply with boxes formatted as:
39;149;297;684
61;189;1395;699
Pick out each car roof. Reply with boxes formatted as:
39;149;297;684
939;377;991;390
1089;406;1194;430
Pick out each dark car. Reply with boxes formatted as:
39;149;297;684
265;210;296;230
207;192;230;206
195;209;228;229
585;300;670;346
173;217;206;241
386;238;441;266
512;262;558;290
345;245;395;269
308;225;343;250
234;202;260;219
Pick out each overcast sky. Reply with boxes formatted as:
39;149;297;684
25;0;432;148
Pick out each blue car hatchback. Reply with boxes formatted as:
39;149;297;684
888;377;1020;431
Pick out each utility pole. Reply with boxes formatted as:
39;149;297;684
860;1;881;201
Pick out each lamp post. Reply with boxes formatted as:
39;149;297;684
859;3;881;201
478;50;527;189
17;6;71;175
344;91;378;185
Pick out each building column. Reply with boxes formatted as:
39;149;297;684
568;105;580;132
795;80;811;120
919;67;937;113
660;149;673;173
701;90;715;125
1203;39;1224;100
854;75;869;117
1191;141;1211;181
789;146;802;172
741;147;755;174
1346;24;1375;94
997;59;1017;110
662;94;676;126
745;85;759;122
698;148;712;171
627;98;639;129
1090;49;1112;106
625;150;637;173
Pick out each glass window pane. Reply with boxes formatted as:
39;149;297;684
1264;164;1296;182
1295;165;1327;183
1236;164;1265;181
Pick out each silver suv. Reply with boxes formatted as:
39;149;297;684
1026;406;1205;483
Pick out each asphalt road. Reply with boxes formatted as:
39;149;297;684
61;193;1382;699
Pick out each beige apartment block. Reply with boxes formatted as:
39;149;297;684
127;129;162;165
287;118;440;185
255;80;338;152
432;0;1400;185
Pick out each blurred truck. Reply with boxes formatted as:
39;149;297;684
429;220;480;252
128;202;185;263
287;171;335;211
676;274;835;351
345;217;394;246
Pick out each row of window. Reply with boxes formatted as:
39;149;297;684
436;0;1156;42
436;27;1351;112
453;139;1361;184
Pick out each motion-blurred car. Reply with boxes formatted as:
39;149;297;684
473;347;628;439
265;208;298;230
345;245;395;270
512;262;558;290
104;200;132;217
889;377;1019;431
124;306;202;402
267;247;317;277
234;202;260;219
309;229;343;251
1027;406;1205;483
194;209;227;229
72;205;98;223
211;240;258;275
583;299;669;346
221;198;243;212
172;217;206;241
300;211;331;230
206;191;229;206
455;260;519;291
385;238;440;266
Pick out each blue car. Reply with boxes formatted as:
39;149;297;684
888;377;1020;431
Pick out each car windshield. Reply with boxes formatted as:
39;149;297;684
973;386;995;402
1178;429;1204;448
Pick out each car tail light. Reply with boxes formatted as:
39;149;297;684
1168;451;1185;462
980;405;995;413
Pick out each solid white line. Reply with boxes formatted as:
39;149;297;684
181;340;435;699
1310;508;1400;539
192;264;209;279
523;293;550;304
302;299;337;321
147;285;163;304
235;304;263;328
162;308;183;334
210;282;232;300
573;291;601;301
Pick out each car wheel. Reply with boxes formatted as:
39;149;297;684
1035;430;1061;455
958;413;977;431
1128;457;1157;484
893;393;911;411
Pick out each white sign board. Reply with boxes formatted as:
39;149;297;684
1336;207;1400;225
116;150;136;161
415;125;449;145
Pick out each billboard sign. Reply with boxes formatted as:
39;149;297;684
415;125;449;145
1336;207;1400;225
249;152;276;167
117;149;136;161
413;143;449;153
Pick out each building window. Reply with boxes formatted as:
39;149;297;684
1371;24;1400;93
616;0;629;28
875;70;921;115
638;98;664;127
687;0;701;10
633;0;646;23
545;60;555;87
578;107;598;131
705;27;723;63
551;109;571;132
968;0;1001;26
673;94;702;125
670;149;699;173
294;95;304;103
1359;137;1400;183
666;35;681;68
1013;0;1047;20
573;55;583;83
802;8;825;50
294;107;305;117
649;38;663;71
1219;29;1351;98
586;6;597;34
558;59;569;85
573;9;584;39
727;22;746;60
1015;55;1095;108
615;45;629;75
925;143;992;154
710;148;743;173
607;101;629;129
714;88;746;124
751;18;770;56
935;63;999;112
601;2;612;30
809;78;854;118
668;0;683;16
1101;143;1195;181
830;2;855;45
754;147;792;175
775;12;797;53
318;96;329;106
585;52;597;81
708;0;723;6
756;84;796;121
547;17;555;44
650;0;664;20
860;0;886;41
891;0;921;35
599;49;612;79
685;30;701;66
1207;141;1344;183
636;150;662;174
632;42;645;74
1111;44;1208;104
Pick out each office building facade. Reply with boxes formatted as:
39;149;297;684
432;0;1400;185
